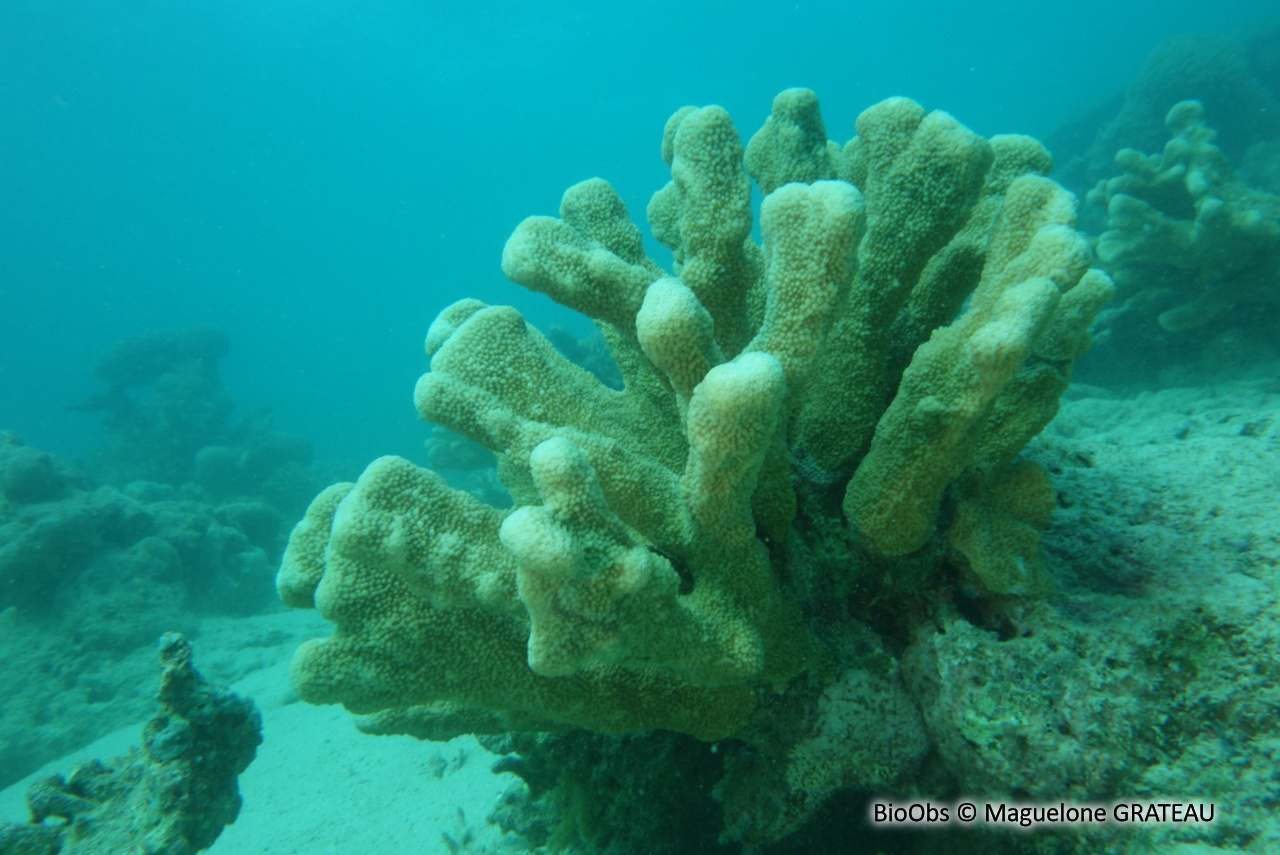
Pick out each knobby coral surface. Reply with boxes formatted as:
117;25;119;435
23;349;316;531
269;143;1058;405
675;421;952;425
277;88;1112;841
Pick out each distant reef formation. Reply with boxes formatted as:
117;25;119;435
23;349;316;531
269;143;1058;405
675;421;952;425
0;326;331;790
1091;100;1280;334
1049;25;1280;195
0;431;274;791
1044;28;1280;386
1076;100;1280;387
71;325;320;518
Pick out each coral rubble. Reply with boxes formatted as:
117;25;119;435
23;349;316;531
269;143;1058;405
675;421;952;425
0;633;261;855
0;430;278;790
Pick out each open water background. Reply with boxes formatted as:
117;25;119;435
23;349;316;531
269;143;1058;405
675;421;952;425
2;0;1275;463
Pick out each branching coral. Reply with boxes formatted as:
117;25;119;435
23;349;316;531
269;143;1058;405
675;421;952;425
1090;100;1280;333
278;88;1111;840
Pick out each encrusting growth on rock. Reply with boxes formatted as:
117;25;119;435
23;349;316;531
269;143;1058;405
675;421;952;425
0;633;261;855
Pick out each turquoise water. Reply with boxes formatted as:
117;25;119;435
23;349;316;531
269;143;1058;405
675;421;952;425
3;3;1280;854
2;0;1273;464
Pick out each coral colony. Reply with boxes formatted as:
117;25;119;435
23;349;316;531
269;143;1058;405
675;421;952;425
277;89;1113;842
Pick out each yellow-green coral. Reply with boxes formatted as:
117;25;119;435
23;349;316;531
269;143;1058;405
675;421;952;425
947;461;1058;596
744;87;844;195
791;98;995;474
279;87;1110;841
844;175;1112;556
286;456;754;739
277;481;352;609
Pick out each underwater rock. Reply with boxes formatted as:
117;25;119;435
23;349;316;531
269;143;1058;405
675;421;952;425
0;633;262;855
423;425;495;472
91;325;230;389
0;436;282;790
543;324;624;390
73;326;235;487
194;432;318;518
421;426;510;509
0;438;67;505
214;501;283;555
716;657;930;844
484;730;725;855
0;481;151;614
0;438;279;619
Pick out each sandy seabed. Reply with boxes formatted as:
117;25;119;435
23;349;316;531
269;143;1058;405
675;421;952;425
5;373;1280;853
0;609;523;854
